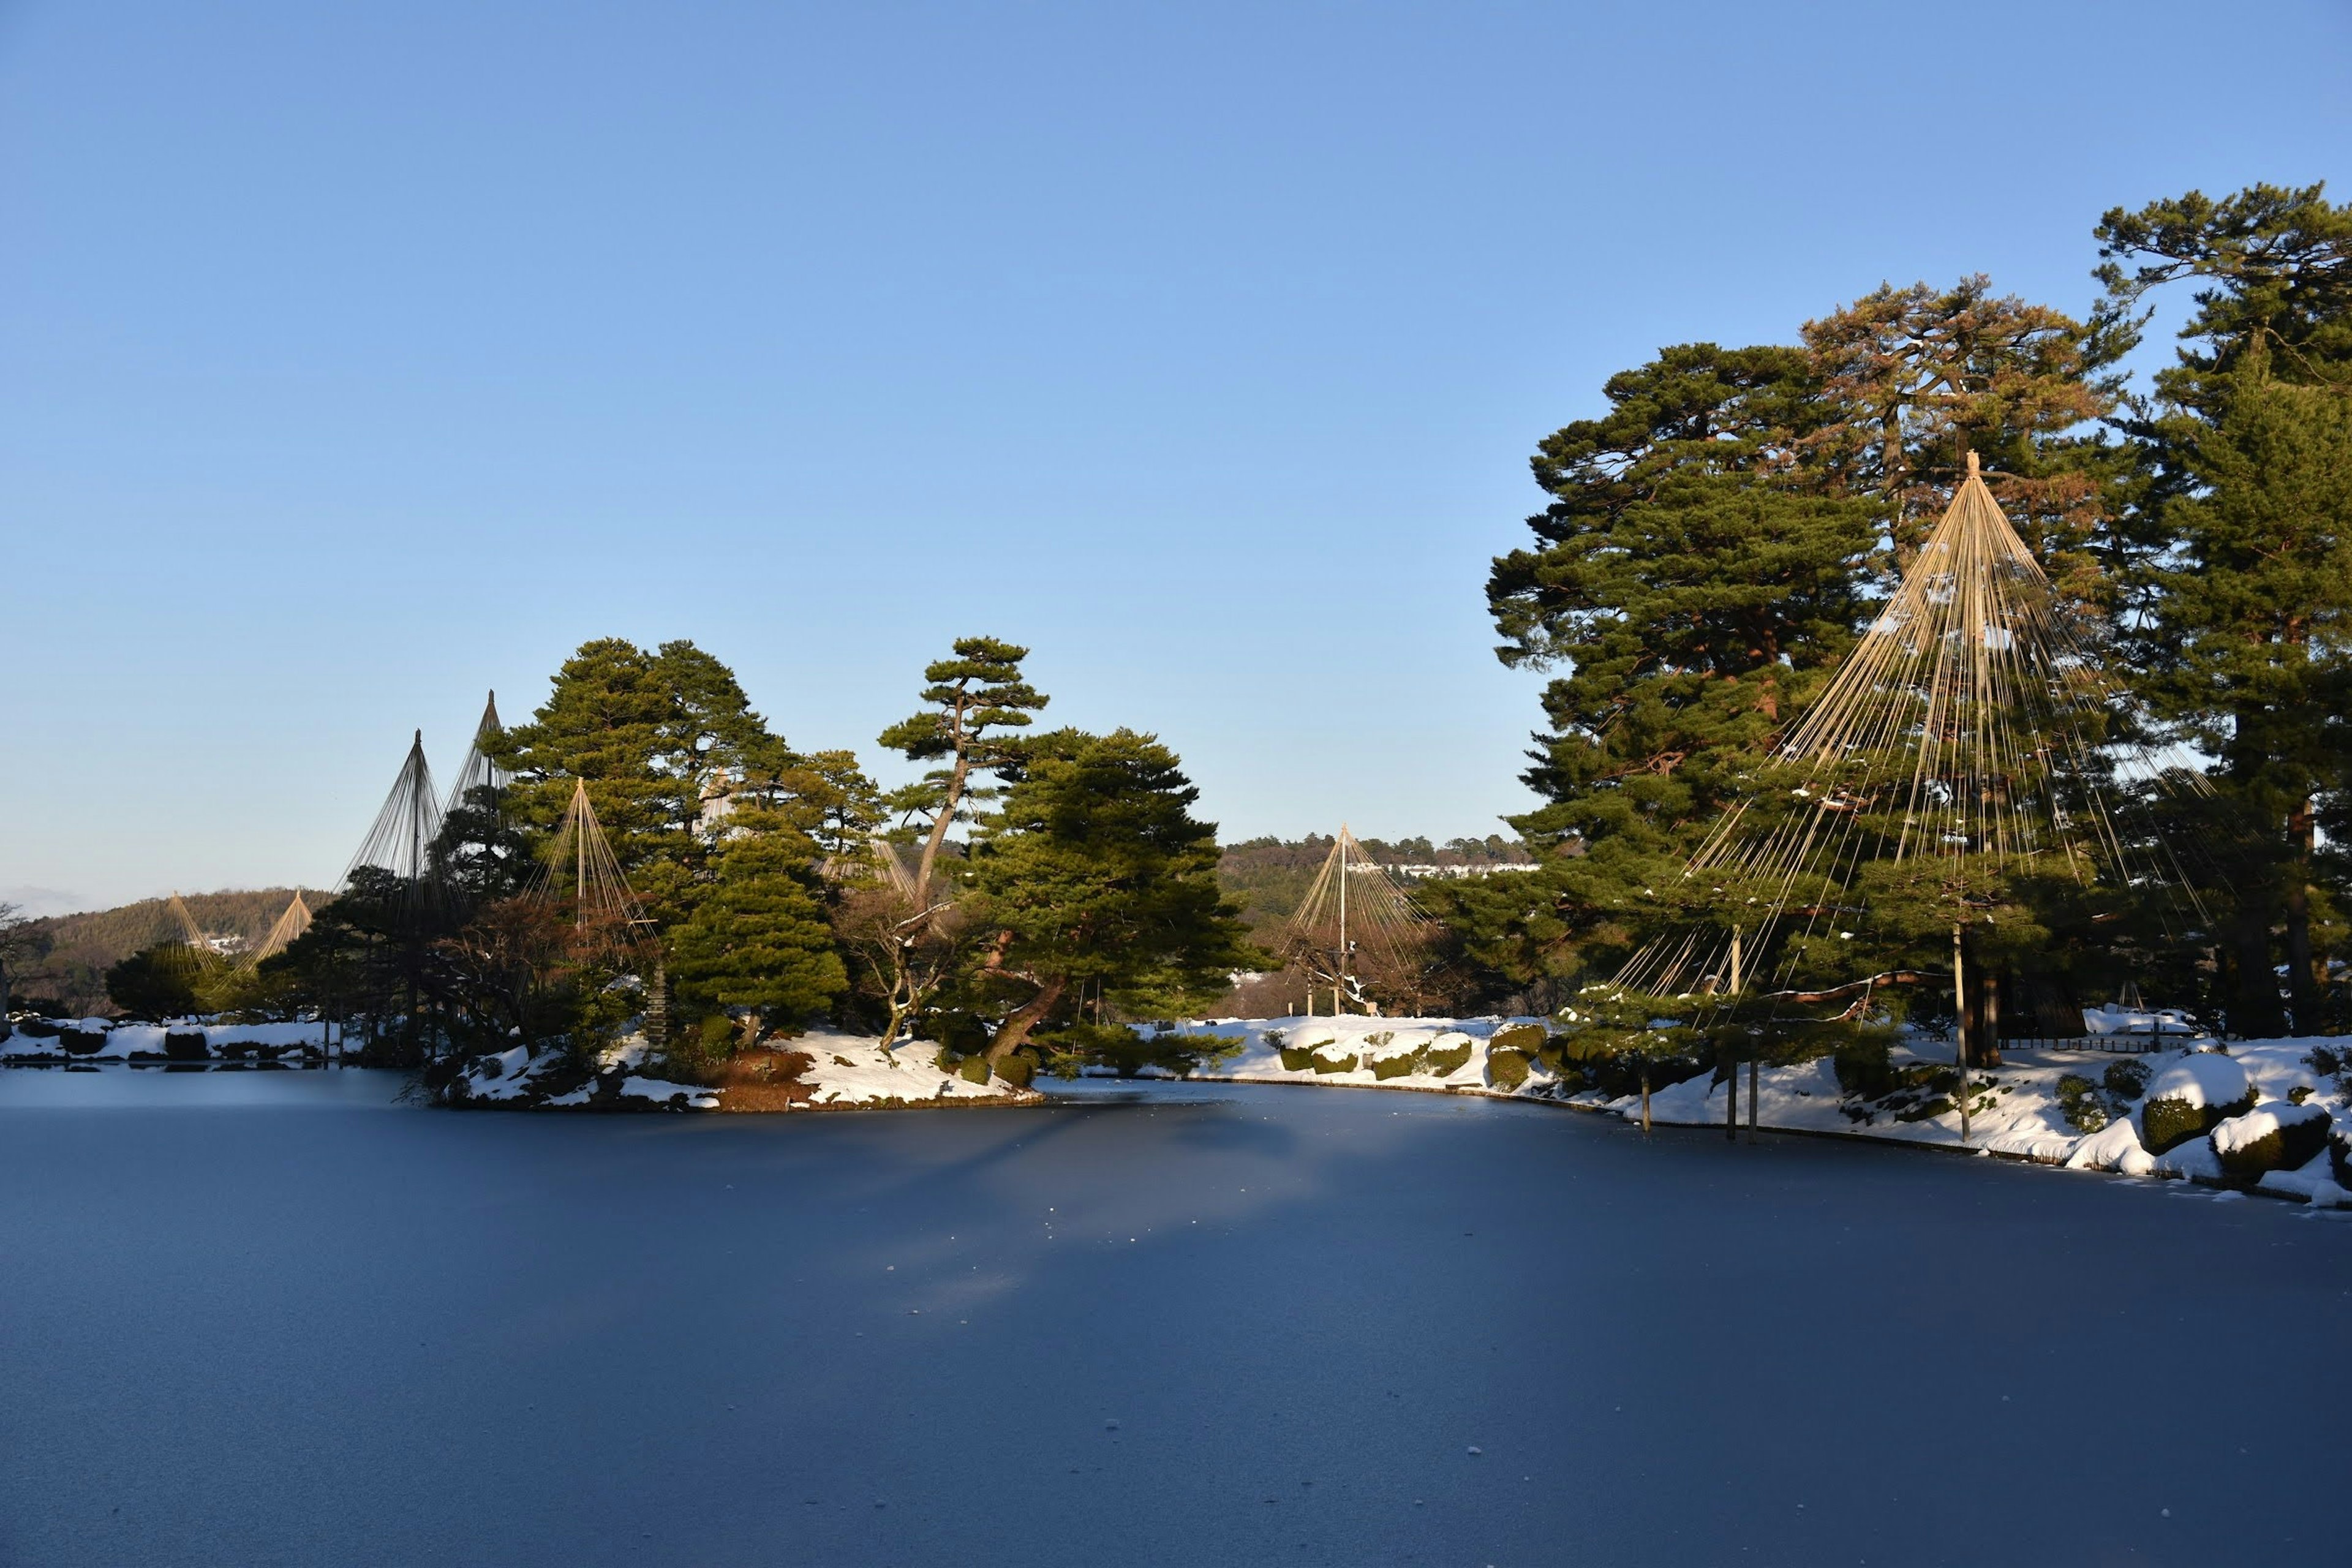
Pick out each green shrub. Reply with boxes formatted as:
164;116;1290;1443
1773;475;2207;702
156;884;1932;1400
1833;1039;1896;1098
1536;1036;1568;1073
2139;1086;2255;1154
1310;1046;1359;1074
1895;1096;1954;1123
2290;1084;2315;1105
1486;1048;1531;1091
1490;1022;1545;1055
2056;1074;2108;1134
163;1030;210;1062
933;1047;957;1074
957;1054;992;1085
1364;1030;1394;1049
1372;1049;1426;1081
58;1027;107;1056
2304;1045;2340;1078
995;1051;1037;1088
1424;1038;1473;1078
2104;1058;2152;1101
1280;1046;1317;1072
2212;1106;2331;1178
1261;1030;1286;1050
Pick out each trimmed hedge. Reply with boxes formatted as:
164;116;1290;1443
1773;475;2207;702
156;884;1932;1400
1489;1022;1545;1055
1372;1049;1426;1081
2211;1105;2331;1178
1309;1047;1359;1074
1485;1048;1531;1091
957;1054;992;1085
1280;1046;1317;1072
2142;1089;2255;1155
995;1052;1037;1088
1423;1038;1473;1078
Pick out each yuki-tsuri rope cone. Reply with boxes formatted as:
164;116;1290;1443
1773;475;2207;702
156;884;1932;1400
528;777;652;954
1616;452;2204;1006
1284;825;1434;1004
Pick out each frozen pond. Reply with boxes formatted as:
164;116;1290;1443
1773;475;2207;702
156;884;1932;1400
2;1068;2346;1566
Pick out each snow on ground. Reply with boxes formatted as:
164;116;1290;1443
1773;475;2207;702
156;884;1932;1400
786;1032;1039;1109
1166;1017;2352;1207
1;1017;332;1062
446;1030;1037;1112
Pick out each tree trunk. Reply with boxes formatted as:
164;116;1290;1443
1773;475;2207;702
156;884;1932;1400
914;750;971;908
2231;895;2287;1039
1724;1048;1737;1142
2285;797;2322;1032
986;975;1068;1061
1639;1068;1651;1136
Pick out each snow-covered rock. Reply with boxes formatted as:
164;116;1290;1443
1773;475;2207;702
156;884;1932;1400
2065;1117;2155;1177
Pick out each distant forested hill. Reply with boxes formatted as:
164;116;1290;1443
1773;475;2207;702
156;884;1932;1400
11;889;331;1016
1217;835;1532;936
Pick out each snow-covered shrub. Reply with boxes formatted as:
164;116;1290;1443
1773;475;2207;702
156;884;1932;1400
57;1027;106;1056
1280;1044;1317;1072
1309;1044;1358;1074
164;1030;209;1061
2140;1054;2256;1154
1423;1036;1474;1078
1372;1047;1426;1080
1485;1048;1531;1091
1260;1030;1286;1051
1490;1022;1545;1055
2056;1074;2108;1133
2304;1045;2340;1079
2103;1058;2150;1101
2210;1102;2331;1178
2289;1084;2315;1105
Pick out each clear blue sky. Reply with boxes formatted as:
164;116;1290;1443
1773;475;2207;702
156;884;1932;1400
5;1;2348;912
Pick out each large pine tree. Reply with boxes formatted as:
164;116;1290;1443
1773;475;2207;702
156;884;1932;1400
2098;183;2352;1033
1485;344;1878;974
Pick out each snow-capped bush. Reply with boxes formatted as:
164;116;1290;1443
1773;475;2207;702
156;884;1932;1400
1486;1047;1531;1091
2210;1102;2331;1178
2139;1054;2256;1153
1423;1035;1473;1078
1279;1042;1316;1072
1489;1022;1545;1055
1309;1044;1359;1074
1372;1047;1425;1080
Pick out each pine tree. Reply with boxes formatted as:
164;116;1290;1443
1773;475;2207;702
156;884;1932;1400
491;637;848;1046
876;636;1049;908
669;831;848;1031
2097;183;2352;1033
965;728;1254;1059
1796;275;2131;607
1485;343;1878;978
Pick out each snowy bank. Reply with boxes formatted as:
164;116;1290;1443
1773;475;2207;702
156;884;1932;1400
1;1017;332;1064
1162;1019;2352;1208
447;1031;1041;1113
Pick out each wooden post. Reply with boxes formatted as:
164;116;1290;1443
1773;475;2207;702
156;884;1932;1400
1954;923;1970;1147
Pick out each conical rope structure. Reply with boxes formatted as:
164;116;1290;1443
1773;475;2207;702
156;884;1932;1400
526;778;653;959
1283;826;1436;1010
341;731;445;889
240;892;314;970
443;691;510;817
1615;453;2208;1012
